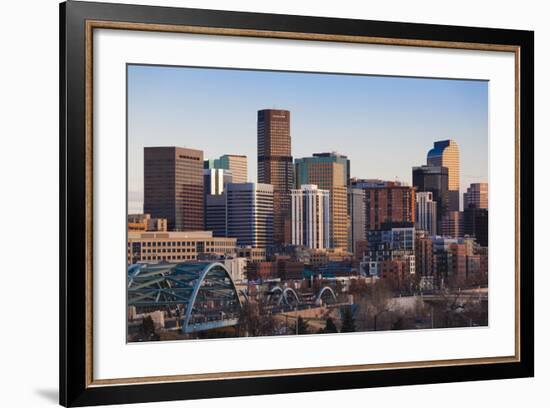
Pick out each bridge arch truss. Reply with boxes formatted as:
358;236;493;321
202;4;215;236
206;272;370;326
128;262;242;333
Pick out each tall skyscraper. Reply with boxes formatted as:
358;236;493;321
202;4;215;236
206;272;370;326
291;184;330;249
415;191;437;236
350;179;415;232
312;152;351;186
295;153;349;249
144;146;204;231
205;154;248;183
412;165;449;233
226;183;274;249
464;182;488;209
427;139;460;211
257;109;294;245
348;188;366;254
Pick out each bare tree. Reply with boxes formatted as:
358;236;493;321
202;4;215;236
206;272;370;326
369;280;394;330
238;298;278;337
428;289;487;328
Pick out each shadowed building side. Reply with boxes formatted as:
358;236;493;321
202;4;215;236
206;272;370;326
412;165;449;235
144;146;204;231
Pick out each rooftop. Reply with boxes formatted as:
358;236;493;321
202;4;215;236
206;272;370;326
128;231;216;239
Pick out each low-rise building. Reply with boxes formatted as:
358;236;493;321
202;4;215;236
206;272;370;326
318;260;354;278
223;257;248;282
247;261;277;281
380;259;409;288
275;256;304;280
477;246;489;284
237;247;267;262
431;236;476;287
360;222;416;278
127;231;237;264
128;213;168;232
291;247;353;269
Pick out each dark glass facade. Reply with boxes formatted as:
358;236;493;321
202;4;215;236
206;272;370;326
463;208;488;247
205;194;227;237
412;165;449;234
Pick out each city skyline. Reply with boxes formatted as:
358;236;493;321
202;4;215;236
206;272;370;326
127;65;490;342
128;64;488;213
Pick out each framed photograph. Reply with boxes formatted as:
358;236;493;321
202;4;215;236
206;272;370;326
60;1;534;406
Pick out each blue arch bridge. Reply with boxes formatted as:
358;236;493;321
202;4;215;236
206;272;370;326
128;262;339;334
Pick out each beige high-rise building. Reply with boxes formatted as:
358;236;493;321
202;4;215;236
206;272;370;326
427;140;460;211
218;155;248;183
295;153;350;250
204;154;248;183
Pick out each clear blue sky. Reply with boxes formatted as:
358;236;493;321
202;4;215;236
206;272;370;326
128;64;488;213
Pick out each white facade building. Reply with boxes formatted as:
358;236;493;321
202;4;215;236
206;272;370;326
223;257;248;282
416;191;438;236
204;168;233;195
226;183;274;248
291;184;330;249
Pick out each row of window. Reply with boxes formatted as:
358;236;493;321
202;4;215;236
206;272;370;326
127;240;234;247
136;247;226;254
130;255;197;261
